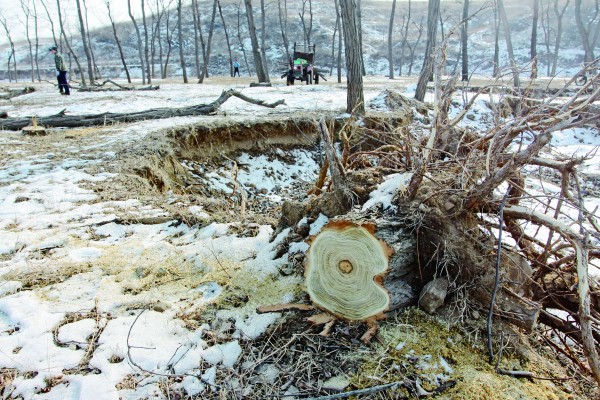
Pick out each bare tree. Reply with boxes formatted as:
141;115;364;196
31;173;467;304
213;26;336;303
415;0;440;102
75;0;94;84
497;0;520;87
0;18;16;82
552;0;569;76
177;0;187;83
244;0;269;82
191;0;204;81
201;0;219;81
531;0;539;62
141;0;151;83
40;0;59;49
278;0;290;62
162;0;177;78
106;0;131;83
387;0;397;79
299;0;313;47
236;1;252;76
339;0;365;114
128;0;146;84
56;0;86;85
331;0;340;75
407;18;424;76
493;1;500;77
217;0;234;77
19;0;35;82
461;0;469;81
83;0;101;79
32;1;41;81
540;0;552;75
575;0;599;62
398;0;412;76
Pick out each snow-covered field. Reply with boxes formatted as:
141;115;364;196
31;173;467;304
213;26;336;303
0;76;598;398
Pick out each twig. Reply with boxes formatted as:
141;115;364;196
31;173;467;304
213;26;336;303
497;369;573;381
303;381;403;400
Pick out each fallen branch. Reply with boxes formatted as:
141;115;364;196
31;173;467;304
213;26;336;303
497;369;572;381
0;86;35;100
77;79;160;92
303;381;402;400
0;89;285;130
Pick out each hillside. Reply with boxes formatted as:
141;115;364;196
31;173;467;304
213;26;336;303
0;0;595;82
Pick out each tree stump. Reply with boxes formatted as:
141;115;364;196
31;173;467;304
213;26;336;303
305;221;394;321
21;117;46;136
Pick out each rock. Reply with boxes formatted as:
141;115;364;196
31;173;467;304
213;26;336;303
322;376;350;391
418;277;449;314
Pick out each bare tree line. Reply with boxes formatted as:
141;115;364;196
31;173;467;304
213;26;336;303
0;0;598;87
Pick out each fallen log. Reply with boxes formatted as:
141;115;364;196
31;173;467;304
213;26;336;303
0;86;35;100
77;79;160;92
0;89;285;131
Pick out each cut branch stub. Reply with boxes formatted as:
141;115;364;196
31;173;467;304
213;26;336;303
305;221;393;321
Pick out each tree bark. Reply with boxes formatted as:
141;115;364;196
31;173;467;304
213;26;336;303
260;0;269;76
201;0;218;81
107;0;131;83
336;0;342;83
387;0;397;79
339;0;365;115
531;0;539;61
83;0;101;79
415;0;440;102
236;3;252;76
32;1;41;81
191;0;203;80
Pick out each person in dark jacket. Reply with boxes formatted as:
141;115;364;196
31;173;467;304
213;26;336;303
49;46;70;95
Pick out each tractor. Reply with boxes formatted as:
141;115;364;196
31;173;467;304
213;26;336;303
283;43;326;85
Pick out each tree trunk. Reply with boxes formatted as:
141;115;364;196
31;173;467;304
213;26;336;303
497;0;520;87
56;0;86;85
107;1;131;83
407;17;424;76
192;0;202;80
83;0;101;79
141;0;152;84
199;0;218;82
162;6;175;79
339;0;365;114
260;0;269;76
236;3;252;76
40;0;59;50
357;0;366;76
575;0;596;62
244;0;269;82
552;0;569;76
336;0;342;83
128;0;146;84
461;0;469;81
387;0;397;79
217;0;234;78
0;18;16;82
531;0;539;61
177;0;188;83
20;1;35;82
33;1;41;81
398;0;412;76
493;3;500;77
75;0;94;85
415;0;440;102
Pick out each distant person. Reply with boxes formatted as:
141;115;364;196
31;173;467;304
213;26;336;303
233;60;240;77
49;46;70;95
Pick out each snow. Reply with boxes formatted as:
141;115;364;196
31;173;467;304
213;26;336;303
0;76;598;398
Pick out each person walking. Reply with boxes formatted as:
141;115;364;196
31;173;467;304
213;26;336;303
233;60;240;77
49;46;70;95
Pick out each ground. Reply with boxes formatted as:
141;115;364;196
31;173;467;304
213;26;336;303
0;75;597;399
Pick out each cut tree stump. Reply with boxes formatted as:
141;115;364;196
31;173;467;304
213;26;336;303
21;117;46;136
0;89;284;131
305;220;394;321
